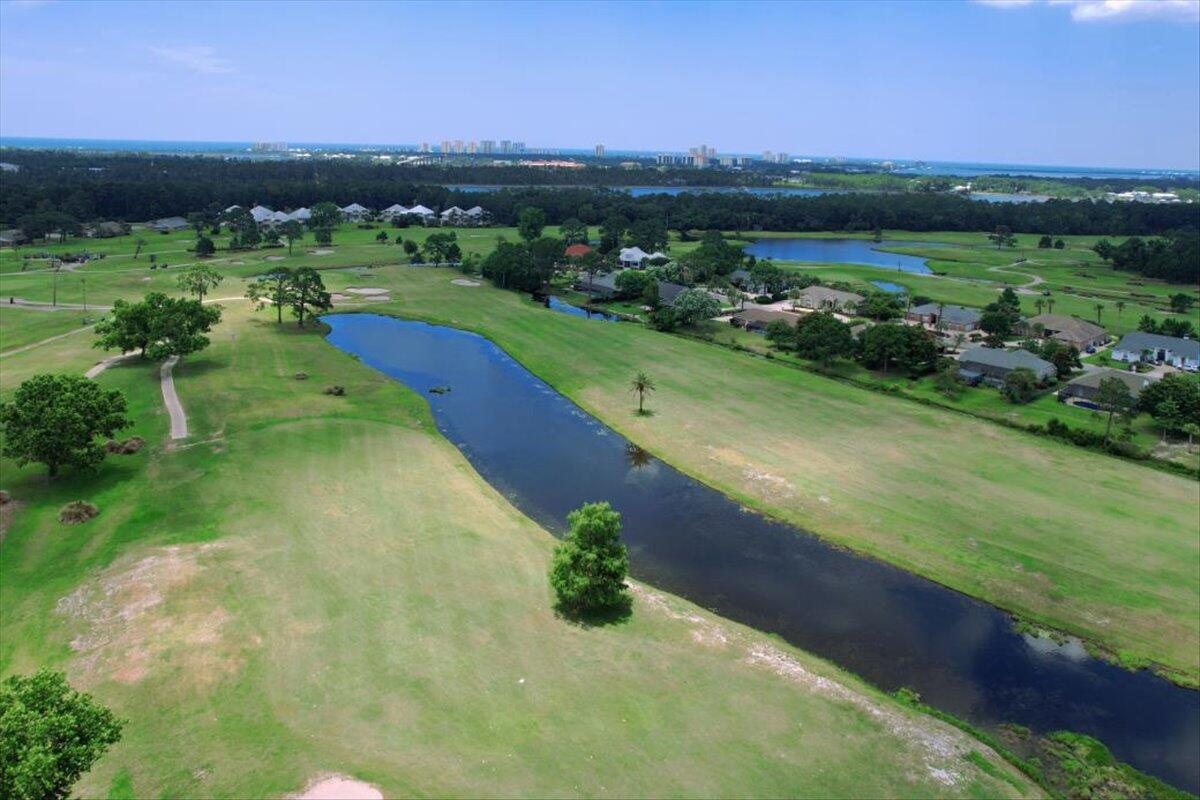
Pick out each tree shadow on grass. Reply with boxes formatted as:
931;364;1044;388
633;408;656;418
553;593;634;629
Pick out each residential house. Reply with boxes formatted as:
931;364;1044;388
250;205;275;224
379;204;409;220
957;347;1056;387
86;221;126;238
732;308;800;332
572;271;620;299
287;207;311;222
1111;332;1200;372
340;203;371;222
145;216;190;233
905;303;982;332
1059;368;1157;405
1020;314;1107;351
658;281;688;306
0;229;28;247
440;206;466;224
464;206;488;224
404;204;436;222
796;286;863;312
729;268;753;288
618;246;652;268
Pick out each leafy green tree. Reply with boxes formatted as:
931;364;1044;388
1038;340;1081;379
187;211;209;235
749;261;786;295
1038;235;1053;249
0;669;124;799
246;268;294;324
559;217;588;246
1137;374;1199;432
133;238;146;259
517;206;547;242
288;268;333;327
614;269;652;300
988;225;1016;249
548;502;629;615
375;230;389;243
314;228;333;246
764;318;796;349
0;374;130;478
854;291;904;321
1169;293;1194;314
630;371;655;414
403;239;419;258
176;262;223;301
1000;367;1039;404
598;215;628;254
308;201;342;232
422;231;460;264
858;324;935;375
194;234;216;257
625;217;668;252
1053;238;1065;249
1095;377;1136;444
932;358;964;399
671;288;721;326
280;220;304;255
94;293;221;360
793;311;855;367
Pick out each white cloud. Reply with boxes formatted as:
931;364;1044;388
147;45;236;75
977;0;1200;21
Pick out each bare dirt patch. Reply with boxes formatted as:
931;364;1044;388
55;543;246;688
291;775;383;800
451;278;481;287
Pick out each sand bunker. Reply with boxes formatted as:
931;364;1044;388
330;293;350;302
345;287;389;296
308;249;335;255
265;255;286;261
292;775;383;800
451;278;481;287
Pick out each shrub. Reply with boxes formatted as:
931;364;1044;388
323;385;345;396
294;372;308;381
58;501;98;525
753;295;773;304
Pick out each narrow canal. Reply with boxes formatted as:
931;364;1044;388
324;313;1199;793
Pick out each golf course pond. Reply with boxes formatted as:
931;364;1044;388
743;238;939;273
323;313;1199;793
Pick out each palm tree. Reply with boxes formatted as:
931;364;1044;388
134;238;146;259
1034;299;1045;315
1115;300;1125;324
1046;296;1055;314
1095;303;1105;324
630;371;656;415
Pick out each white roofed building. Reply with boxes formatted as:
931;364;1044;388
340;203;370;221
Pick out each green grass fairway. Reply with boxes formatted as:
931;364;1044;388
0;302;1037;798
297;267;1198;683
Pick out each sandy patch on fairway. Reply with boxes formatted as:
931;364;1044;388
291;775;383;799
629;582;1010;790
265;255;286;261
451;278;481;287
345;287;388;295
308;249;335;255
55;543;246;688
330;293;351;302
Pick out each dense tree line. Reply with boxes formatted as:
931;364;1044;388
1092;232;1200;284
3;152;1198;241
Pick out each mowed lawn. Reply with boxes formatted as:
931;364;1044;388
316;266;1199;683
0;303;1036;798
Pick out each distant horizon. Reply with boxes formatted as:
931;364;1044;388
2;1;1197;172
2;134;1198;177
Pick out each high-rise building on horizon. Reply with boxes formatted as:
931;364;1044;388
440;139;451;155
500;139;512;154
514;141;526;154
468;140;478;155
480;139;495;154
595;144;605;157
453;139;464;154
419;141;430;153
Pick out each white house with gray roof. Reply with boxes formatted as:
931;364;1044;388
340;203;370;221
1111;332;1199;372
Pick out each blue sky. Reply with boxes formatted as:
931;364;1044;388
1;0;1197;168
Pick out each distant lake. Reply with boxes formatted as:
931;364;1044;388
968;192;1050;204
444;184;836;198
743;238;939;274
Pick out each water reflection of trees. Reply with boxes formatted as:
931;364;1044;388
625;443;652;470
